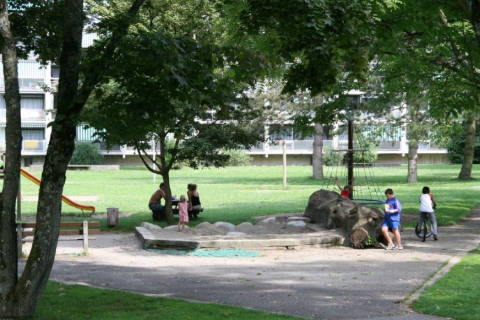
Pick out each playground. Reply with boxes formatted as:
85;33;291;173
9;164;480;319
10;164;479;230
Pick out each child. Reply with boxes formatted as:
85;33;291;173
335;177;354;198
419;186;438;240
177;195;189;232
381;188;403;250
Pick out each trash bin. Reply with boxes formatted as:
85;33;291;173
107;207;119;227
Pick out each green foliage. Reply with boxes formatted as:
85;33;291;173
236;0;380;95
223;149;252;166
70;143;104;165
323;146;343;166
322;137;377;166
82;4;267;176
445;121;480;164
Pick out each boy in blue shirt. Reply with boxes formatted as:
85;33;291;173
382;188;403;250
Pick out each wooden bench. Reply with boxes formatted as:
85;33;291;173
18;221;100;254
67;165;90;170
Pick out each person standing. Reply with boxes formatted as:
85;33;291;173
177;195;189;231
419;186;438;241
381;188;403;250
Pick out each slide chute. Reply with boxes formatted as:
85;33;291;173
20;168;96;213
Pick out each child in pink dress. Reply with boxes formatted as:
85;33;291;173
177;195;189;231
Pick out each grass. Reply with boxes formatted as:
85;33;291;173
9;164;480;319
34;281;304;320
411;249;480;320
14;164;480;231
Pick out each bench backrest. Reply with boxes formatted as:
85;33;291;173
21;221;100;238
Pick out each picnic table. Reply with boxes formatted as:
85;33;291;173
171;199;203;220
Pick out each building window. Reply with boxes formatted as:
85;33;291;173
20;95;44;110
22;128;45;140
51;66;60;79
0;94;45;110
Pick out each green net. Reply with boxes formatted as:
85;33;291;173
144;245;260;258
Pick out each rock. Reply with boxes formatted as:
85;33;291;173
214;222;236;232
286;221;306;228
195;222;213;228
257;217;280;225
237;222;254;228
226;232;247;236
141;222;162;230
304;189;387;248
287;217;311;223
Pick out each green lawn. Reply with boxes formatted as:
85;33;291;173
35;281;304;320
14;164;480;231
412;249;480;320
10;164;480;320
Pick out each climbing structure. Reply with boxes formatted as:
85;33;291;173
322;121;384;205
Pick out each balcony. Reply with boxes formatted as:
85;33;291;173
22;140;47;153
0;109;46;122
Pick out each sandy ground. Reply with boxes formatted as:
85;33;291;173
19;211;479;319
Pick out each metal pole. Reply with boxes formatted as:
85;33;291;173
347;119;354;200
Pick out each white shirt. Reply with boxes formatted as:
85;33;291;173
419;193;434;212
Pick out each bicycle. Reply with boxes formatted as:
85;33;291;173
415;211;433;242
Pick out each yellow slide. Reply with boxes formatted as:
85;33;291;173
20;168;96;213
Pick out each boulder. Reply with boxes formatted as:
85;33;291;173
303;189;387;249
257;217;280;225
303;189;357;228
214;222;236;232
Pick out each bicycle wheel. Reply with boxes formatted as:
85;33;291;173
415;215;432;241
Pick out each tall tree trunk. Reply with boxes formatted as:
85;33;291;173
5;0;84;316
0;0;23;316
458;111;476;180
407;143;418;183
0;0;146;317
312;123;324;179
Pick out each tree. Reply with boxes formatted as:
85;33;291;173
81;0;268;224
371;0;480;180
442;117;480;164
248;81;331;178
0;0;147;316
235;0;380;96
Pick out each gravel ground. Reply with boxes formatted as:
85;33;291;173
19;210;480;320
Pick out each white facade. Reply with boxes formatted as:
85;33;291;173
0;40;448;166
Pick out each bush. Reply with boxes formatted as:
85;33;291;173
70;143;104;165
323;146;344;166
445;123;480;164
323;143;377;166
224;149;252;166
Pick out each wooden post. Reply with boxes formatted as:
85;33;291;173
16;177;21;221
17;223;23;257
83;221;89;254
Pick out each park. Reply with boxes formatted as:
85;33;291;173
1;0;480;319
10;164;480;319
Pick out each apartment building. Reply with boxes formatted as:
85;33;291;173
0;35;448;167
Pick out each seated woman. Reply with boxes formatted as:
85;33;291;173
187;183;203;218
